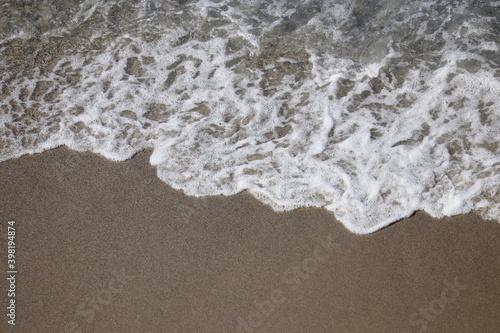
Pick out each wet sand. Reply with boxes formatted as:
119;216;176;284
0;147;499;332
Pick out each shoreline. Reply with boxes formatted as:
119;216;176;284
0;147;499;332
2;145;497;234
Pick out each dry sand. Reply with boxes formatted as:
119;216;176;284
0;147;499;332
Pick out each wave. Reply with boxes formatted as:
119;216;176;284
1;0;499;233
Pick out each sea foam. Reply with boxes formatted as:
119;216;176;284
1;0;499;233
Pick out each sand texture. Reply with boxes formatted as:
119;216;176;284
0;147;499;332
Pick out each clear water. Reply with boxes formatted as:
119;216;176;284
1;0;499;233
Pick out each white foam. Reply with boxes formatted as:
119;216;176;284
1;0;499;233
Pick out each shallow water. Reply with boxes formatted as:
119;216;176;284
1;0;499;233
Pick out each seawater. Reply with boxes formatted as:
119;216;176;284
1;0;499;233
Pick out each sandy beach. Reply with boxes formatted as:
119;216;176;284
0;147;499;332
